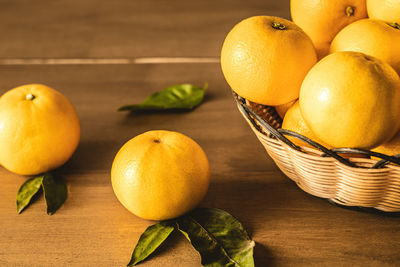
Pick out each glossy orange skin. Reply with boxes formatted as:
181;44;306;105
276;99;297;119
331;19;400;74
367;0;400;22
221;16;317;106
300;52;400;149
282;101;329;148
111;130;210;221
0;84;80;175
291;0;367;58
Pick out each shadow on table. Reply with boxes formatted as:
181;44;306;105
204;176;301;221
59;140;119;173
254;242;275;266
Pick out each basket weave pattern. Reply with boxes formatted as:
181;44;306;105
237;98;400;212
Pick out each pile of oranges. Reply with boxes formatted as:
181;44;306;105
221;0;400;156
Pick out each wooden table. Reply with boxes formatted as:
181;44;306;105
0;1;399;266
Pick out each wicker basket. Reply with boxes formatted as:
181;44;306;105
234;94;400;212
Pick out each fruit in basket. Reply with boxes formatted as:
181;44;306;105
372;131;400;157
291;0;367;58
0;84;80;175
221;16;317;106
367;0;400;22
300;51;400;149
330;19;400;73
282;101;329;148
111;130;210;220
275;100;297;119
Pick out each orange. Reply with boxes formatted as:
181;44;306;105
282;102;370;159
282;101;329;148
111;130;210;221
372;131;400;157
300;51;400;149
367;0;400;22
275;99;296;119
221;16;317;106
331;19;400;74
0;84;80;175
291;0;367;58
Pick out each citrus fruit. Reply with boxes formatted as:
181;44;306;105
221;16;317;106
330;19;400;74
111;130;210;221
282;101;329;148
367;0;400;22
275;99;296;119
372;131;400;157
291;0;367;58
0;84;80;175
299;51;400;149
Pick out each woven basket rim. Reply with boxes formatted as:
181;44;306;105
234;94;400;171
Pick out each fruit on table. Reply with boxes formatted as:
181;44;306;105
330;19;400;74
275;99;297;119
291;0;367;58
0;84;80;175
282;101;329;148
372;130;400;157
300;51;400;149
221;16;317;106
367;0;400;22
111;130;210;221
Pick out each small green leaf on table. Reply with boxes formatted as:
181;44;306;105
118;83;207;112
16;176;44;214
42;173;68;215
128;208;255;267
16;172;67;215
128;221;175;266
177;208;255;267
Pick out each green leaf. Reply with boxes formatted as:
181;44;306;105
128;221;175;266
16;176;44;214
118;83;207;112
16;173;67;215
42;173;67;215
177;208;255;267
126;208;254;266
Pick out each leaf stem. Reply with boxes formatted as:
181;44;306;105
271;22;287;30
345;6;355;16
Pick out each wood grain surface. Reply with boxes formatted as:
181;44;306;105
0;0;289;58
0;1;399;267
